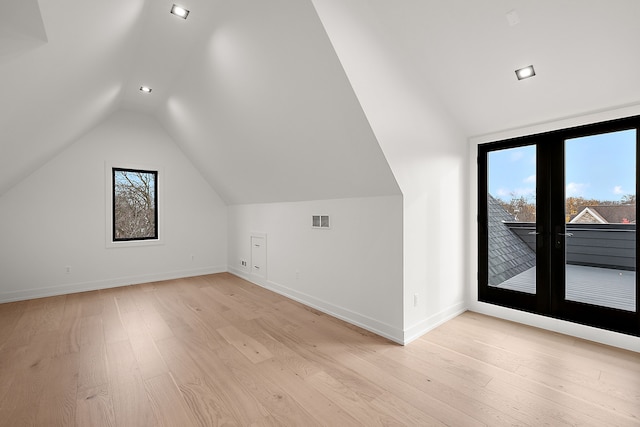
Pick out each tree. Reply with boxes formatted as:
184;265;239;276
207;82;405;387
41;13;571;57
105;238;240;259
114;170;157;240
496;193;636;223
498;194;536;222
621;194;636;205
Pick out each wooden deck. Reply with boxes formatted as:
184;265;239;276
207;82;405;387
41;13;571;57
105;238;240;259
495;265;637;312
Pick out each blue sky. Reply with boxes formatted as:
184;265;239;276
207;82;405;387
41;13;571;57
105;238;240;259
488;129;636;202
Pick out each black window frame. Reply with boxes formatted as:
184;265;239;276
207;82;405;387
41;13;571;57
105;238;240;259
478;115;640;337
112;167;159;242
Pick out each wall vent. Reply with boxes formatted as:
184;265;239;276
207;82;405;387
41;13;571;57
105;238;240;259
312;215;330;229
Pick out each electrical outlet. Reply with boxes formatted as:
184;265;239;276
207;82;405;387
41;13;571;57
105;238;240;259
241;260;247;267
191;254;195;261
65;266;71;274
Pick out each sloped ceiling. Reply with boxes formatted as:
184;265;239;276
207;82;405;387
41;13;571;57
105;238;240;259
2;0;640;200
155;0;401;204
0;0;146;196
0;0;400;203
313;0;640;138
0;0;47;59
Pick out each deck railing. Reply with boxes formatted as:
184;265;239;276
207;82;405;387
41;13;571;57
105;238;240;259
504;222;636;271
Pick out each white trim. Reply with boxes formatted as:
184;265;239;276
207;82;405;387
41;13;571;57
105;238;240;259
469;104;640;353
570;207;607;224
0;266;227;304
228;267;405;345
105;161;165;248
470;103;640;144
403;301;467;345
469;301;640;353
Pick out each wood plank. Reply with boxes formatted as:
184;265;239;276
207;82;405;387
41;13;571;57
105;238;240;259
129;286;174;341
231;317;322;379
336;349;492;426
177;333;272;424
156;335;241;425
105;340;157;427
256;364;361;426
112;286;138;314
56;292;82;356
144;373;199;426
0;351;52;425
151;281;229;348
100;293;129;344
35;352;79;426
216;324;274;364
76;385;117;427
118;307;170;380
0;301;28;351
213;344;324;426
305;370;403;426
0;273;638;426
200;284;262;321
78;290;105;317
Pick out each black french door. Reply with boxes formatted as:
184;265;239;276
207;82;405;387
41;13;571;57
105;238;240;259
478;115;640;336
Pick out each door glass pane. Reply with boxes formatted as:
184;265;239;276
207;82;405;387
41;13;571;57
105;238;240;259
487;145;537;294
565;129;636;312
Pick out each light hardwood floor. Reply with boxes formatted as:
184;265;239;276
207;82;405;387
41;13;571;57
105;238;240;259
0;273;638;426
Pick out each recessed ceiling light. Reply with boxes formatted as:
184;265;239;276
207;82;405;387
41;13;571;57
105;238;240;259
171;4;189;19
515;65;536;80
140;86;152;93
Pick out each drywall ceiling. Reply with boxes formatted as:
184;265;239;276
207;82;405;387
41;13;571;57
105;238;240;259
155;0;401;204
312;0;640;138
0;0;47;59
2;0;640;200
0;0;400;203
0;0;146;196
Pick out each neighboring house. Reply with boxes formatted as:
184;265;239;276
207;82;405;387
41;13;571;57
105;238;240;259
570;205;636;224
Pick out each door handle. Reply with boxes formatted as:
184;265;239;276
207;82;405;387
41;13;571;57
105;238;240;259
555;231;573;249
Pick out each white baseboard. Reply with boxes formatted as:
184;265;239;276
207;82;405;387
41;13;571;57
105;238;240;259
469;300;640;353
403;301;467;345
0;266;227;303
228;266;405;344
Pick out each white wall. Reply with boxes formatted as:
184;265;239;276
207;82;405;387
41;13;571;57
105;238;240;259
469;104;640;353
227;195;404;343
0;110;227;302
312;0;468;343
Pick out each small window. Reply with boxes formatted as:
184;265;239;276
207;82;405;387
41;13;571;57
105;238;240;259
112;168;158;241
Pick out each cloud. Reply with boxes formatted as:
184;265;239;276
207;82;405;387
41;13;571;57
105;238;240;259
510;151;524;162
523;174;536;184
494;187;535;199
566;182;588;197
496;188;510;198
613;185;624;195
513;187;535;198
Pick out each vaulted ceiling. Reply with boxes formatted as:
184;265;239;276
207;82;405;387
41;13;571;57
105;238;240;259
2;0;639;202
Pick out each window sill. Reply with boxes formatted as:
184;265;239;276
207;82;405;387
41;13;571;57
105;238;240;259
106;239;164;249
